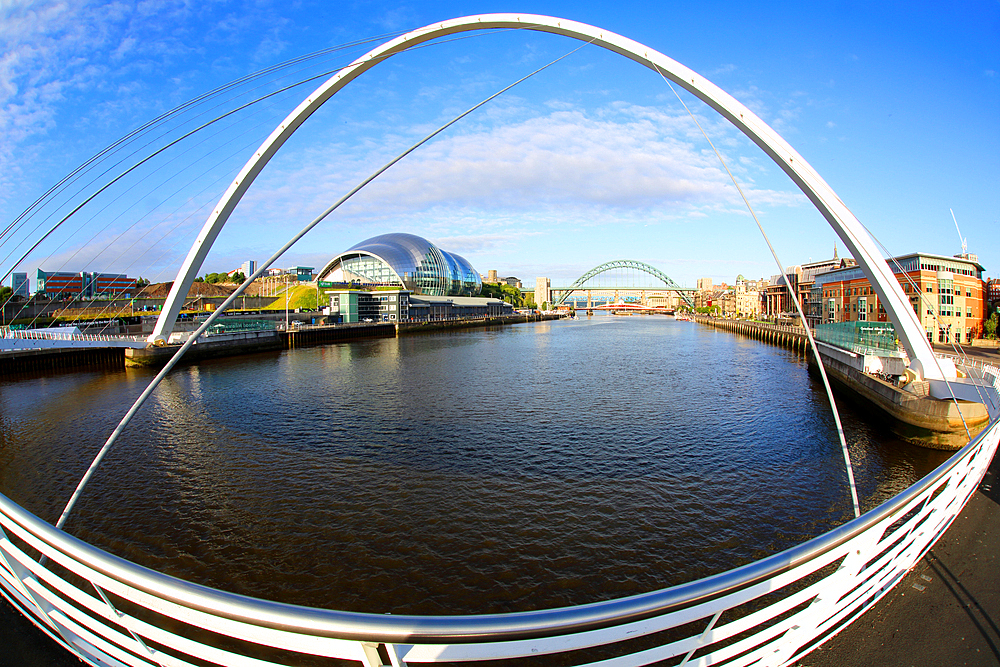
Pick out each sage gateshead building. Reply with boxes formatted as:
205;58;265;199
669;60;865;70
317;232;482;296
317;233;511;323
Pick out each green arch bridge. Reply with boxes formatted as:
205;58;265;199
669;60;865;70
552;260;696;308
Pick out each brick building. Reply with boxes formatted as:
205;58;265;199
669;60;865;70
812;252;986;344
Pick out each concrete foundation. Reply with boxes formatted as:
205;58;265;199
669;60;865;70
811;349;989;450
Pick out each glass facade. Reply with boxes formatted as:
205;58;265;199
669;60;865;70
318;233;482;297
815;321;901;355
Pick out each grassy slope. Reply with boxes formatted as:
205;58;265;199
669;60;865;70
259;285;319;311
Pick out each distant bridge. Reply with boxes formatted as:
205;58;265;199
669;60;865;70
552;259;696;308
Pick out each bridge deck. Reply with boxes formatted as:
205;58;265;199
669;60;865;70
799;460;1000;667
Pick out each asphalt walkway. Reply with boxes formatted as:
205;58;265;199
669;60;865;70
934;342;1000;366
799;445;1000;667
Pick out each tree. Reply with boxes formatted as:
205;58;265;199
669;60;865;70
541;301;549;311
985;312;999;340
0;286;11;303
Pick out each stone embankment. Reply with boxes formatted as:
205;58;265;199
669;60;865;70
692;315;809;352
0;346;125;375
3;314;563;373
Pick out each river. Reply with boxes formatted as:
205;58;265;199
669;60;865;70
0;314;950;616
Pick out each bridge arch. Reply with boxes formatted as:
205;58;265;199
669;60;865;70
555;259;694;308
149;13;943;379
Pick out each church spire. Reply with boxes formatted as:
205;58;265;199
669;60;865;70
833;241;838;261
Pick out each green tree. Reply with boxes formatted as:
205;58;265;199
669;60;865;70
985;312;999;340
0;286;12;303
541;301;549;311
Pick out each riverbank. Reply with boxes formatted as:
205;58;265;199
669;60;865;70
1;313;563;373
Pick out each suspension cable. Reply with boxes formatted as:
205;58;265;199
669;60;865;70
54;36;597;530
652;64;861;519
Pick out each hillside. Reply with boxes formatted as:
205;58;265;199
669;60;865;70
137;281;265;298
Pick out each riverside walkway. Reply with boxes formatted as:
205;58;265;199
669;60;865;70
798;447;1000;667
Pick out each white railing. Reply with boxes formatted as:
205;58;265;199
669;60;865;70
1;417;997;667
939;352;1000;386
1;329;146;344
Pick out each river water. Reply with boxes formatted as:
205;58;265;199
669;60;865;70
0;315;950;615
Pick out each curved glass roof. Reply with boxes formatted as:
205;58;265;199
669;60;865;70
318;233;482;297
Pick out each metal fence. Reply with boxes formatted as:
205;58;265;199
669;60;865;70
1;417;997;667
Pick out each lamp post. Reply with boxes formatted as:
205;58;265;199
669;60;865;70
284;275;290;330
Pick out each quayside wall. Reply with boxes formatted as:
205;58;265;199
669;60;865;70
0;346;125;375
2;314;562;373
692;316;989;449
692;315;809;352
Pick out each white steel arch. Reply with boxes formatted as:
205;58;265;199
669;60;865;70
149;13;947;380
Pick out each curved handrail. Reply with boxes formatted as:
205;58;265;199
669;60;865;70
2;415;995;645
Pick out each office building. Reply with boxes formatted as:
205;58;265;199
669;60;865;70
813;252;986;344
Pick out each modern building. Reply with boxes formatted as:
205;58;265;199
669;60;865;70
535;277;551;307
317;233;480;297
327;289;409;323
326;288;511;323
241;260;257;278
696;277;713;291
286;266;314;282
35;270;137;299
813;252;986;344
318;233;511;323
10;272;28;299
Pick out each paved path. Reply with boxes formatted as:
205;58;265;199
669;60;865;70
2;451;998;667
934;342;1000;366
798;445;1000;667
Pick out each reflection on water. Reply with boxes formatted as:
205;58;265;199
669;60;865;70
0;315;950;614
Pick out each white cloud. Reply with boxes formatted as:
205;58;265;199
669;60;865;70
240;102;807;226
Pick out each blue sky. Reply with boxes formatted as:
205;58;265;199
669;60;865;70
1;1;997;290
